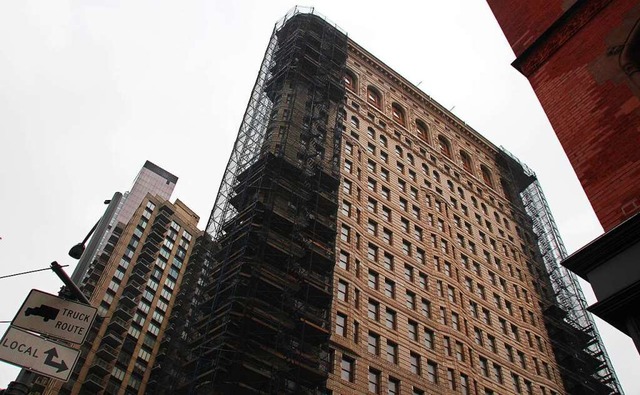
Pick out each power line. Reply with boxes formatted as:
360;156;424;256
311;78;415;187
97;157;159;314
0;265;69;280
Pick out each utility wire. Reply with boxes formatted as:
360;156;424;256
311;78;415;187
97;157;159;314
0;265;69;280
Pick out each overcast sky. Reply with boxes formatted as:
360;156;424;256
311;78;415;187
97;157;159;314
0;0;638;392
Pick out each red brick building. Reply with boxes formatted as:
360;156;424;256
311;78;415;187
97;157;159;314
487;0;640;231
487;0;640;353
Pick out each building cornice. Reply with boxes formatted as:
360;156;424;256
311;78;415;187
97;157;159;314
588;279;640;334
562;212;640;280
512;0;613;76
346;41;500;156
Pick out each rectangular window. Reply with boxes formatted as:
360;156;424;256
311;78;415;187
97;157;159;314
406;291;416;310
447;368;456;390
451;312;460;330
410;353;421;376
402;240;412;256
386;308;396;330
408;320;418;341
480;357;489;377
383;254;394;272
444;336;451;356
336;313;347;336
456;341;465;361
493;363;503;384
512;373;522;394
368;198;377;213
386;341;399;364
342;200;351;217
461;374;470;395
404;265;414;282
339;251;349;270
368;219;378;236
341;356;355;382
424;329;435;349
421;299;431;319
426;360;437;383
368;300;380;321
369;368;381;394
338;280;348;302
368;331;380;355
367;244;378;262
341;225;351;242
368;270;379;289
383;228;393;244
385;279;395;299
343;179;352;195
388;377;400;395
447;286;456;303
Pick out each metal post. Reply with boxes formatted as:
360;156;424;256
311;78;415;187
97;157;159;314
70;191;122;284
4;370;32;395
51;262;90;305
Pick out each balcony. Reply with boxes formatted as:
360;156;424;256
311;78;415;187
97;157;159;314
154;210;171;227
113;305;133;321
96;344;118;362
119;295;137;309
138;248;156;265
147;228;164;243
87;357;112;377
101;332;122;348
107;317;128;335
82;374;105;392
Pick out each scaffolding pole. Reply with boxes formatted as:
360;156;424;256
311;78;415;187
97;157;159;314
501;148;623;395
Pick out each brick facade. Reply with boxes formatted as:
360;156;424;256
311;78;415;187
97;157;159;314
487;0;640;231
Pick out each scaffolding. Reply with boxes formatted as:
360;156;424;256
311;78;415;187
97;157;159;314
500;148;623;395
182;7;348;394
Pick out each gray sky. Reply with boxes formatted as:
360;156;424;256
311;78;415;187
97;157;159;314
0;0;637;392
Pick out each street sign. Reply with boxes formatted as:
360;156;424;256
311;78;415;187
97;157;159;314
0;326;80;381
12;289;97;344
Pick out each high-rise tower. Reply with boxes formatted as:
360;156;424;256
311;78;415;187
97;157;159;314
42;195;201;395
166;8;622;395
70;160;178;285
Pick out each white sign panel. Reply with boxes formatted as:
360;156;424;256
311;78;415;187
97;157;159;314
12;289;97;344
0;326;80;381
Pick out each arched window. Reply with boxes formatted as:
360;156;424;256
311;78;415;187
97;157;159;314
481;165;494;188
367;86;382;109
460;150;472;173
438;135;452;158
416;120;429;143
344;70;357;92
391;103;406;126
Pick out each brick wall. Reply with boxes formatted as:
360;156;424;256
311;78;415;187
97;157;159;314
489;0;640;231
486;0;577;56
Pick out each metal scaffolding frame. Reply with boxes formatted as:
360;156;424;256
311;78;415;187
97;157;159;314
502;148;623;395
183;7;348;394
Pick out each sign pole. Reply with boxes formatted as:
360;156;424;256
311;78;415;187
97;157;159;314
50;262;90;305
4;370;32;395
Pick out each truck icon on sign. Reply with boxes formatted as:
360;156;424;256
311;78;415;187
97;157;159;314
25;305;60;322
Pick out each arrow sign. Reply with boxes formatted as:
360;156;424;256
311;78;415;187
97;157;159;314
43;347;68;373
0;326;79;381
